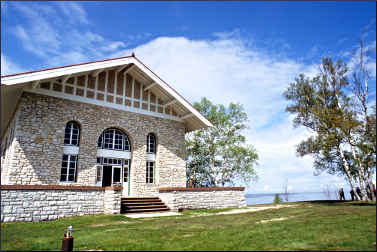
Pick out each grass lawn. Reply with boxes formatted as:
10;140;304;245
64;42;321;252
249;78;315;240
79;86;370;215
1;201;375;251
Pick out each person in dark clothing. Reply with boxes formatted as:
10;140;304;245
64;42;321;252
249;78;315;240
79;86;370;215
356;187;363;200
366;183;373;200
350;189;355;201
339;188;345;201
373;184;376;198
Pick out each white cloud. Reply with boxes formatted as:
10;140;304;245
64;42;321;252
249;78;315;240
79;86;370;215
1;53;25;75
101;42;126;52
57;2;89;24
346;40;376;78
9;3;125;67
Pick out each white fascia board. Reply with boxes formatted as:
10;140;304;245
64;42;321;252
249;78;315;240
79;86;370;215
130;58;214;127
1;57;133;85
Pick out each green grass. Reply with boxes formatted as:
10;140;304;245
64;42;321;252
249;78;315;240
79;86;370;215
1;201;375;251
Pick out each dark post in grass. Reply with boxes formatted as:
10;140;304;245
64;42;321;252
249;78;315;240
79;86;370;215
62;226;74;252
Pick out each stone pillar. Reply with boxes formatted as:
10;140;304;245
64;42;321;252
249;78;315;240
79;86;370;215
104;186;122;214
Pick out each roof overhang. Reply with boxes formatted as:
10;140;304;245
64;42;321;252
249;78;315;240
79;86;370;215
1;55;213;136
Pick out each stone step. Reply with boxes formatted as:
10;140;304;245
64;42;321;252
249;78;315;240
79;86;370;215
123;201;165;206
121;199;162;203
120;196;169;214
124;207;170;213
120;197;159;200
124;204;167;209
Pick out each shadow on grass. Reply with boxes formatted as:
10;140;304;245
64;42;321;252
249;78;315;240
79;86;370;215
301;200;376;207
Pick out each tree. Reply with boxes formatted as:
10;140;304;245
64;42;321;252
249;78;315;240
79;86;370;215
273;193;283;204
186;97;258;187
284;58;361;199
349;37;376;200
283;49;376;201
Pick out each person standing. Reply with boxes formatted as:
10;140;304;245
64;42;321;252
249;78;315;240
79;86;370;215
339;188;345;201
356;187;363;200
350;189;355;201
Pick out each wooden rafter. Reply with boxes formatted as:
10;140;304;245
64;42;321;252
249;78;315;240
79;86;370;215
122;64;134;75
91;69;104;77
181;113;194;120
62;74;71;83
116;64;130;73
163;99;177;107
32;80;40;89
144;82;157;91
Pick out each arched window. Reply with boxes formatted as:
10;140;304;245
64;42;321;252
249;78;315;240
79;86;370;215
64;121;80;146
98;128;131;151
146;133;156;154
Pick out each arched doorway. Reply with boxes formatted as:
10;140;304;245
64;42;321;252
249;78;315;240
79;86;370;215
96;128;132;196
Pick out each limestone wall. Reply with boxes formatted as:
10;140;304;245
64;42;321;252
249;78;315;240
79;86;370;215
104;188;121;214
158;187;247;210
3;92;186;195
0;185;121;222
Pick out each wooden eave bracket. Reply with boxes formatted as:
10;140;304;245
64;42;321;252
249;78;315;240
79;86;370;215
116;64;132;74
181;113;194;120
32;80;40;89
144;82;157;91
91;69;104;77
62;74;72;83
163;99;177;107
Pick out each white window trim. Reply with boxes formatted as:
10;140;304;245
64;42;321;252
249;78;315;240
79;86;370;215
146;161;154;184
61;154;77;182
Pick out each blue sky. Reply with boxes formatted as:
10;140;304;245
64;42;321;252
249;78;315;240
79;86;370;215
2;2;376;194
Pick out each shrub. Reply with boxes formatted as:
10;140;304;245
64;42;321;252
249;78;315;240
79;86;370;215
273;193;283;204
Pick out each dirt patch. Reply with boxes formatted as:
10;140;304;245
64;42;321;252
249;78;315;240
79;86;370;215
182;233;194;238
256;216;293;224
215;204;296;215
90;221;130;227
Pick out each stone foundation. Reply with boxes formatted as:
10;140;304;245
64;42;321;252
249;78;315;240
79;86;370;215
1;185;122;222
158;187;247;210
104;187;122;214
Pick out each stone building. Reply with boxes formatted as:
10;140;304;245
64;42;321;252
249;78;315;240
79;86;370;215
1;54;246;222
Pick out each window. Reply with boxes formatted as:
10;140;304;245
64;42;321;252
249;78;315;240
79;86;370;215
124;159;130;183
64;121;80;146
98;128;130;151
96;165;102;182
146;161;154;183
60;154;77;182
146;133;156;153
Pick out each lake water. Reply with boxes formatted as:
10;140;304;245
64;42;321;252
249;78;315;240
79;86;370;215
245;192;335;205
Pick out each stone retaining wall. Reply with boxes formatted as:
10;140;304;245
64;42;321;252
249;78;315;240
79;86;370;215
158;187;247;210
0;185;122;222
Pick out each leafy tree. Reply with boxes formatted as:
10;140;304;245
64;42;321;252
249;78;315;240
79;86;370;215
186;97;258;187
284;52;376;201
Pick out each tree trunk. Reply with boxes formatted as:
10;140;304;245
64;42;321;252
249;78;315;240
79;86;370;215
339;147;361;200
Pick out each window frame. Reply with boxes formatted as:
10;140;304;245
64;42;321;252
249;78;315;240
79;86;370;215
146;133;156;154
60;154;78;182
146;161;154;184
98;128;131;151
64;121;80;146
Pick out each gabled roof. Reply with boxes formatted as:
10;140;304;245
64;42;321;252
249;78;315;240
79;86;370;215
1;54;213;136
